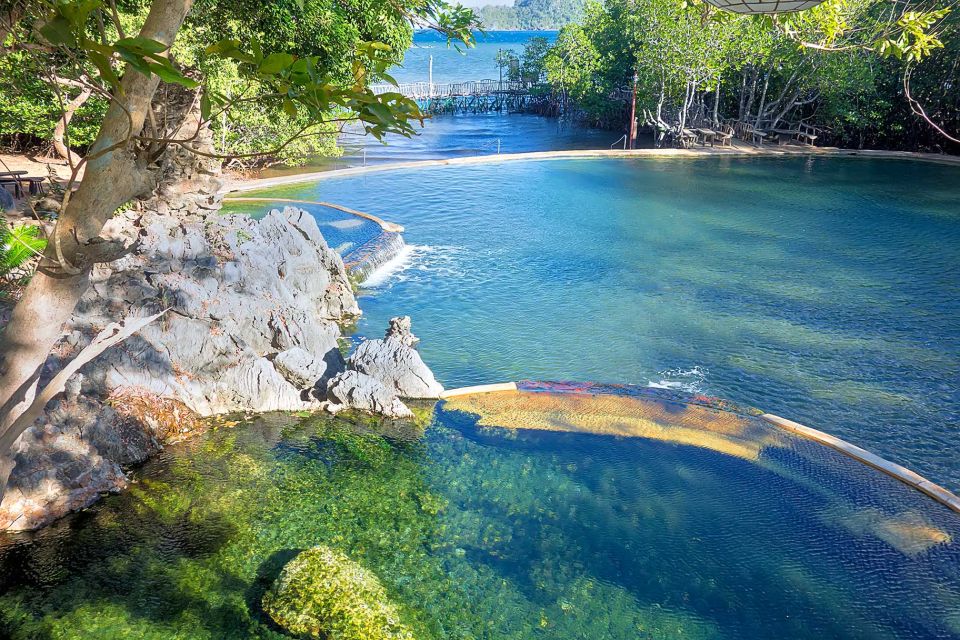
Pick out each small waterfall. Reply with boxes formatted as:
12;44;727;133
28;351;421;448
343;231;406;282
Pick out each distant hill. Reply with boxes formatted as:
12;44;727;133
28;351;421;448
478;0;585;30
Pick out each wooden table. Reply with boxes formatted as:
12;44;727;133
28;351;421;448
695;128;718;146
0;171;28;198
771;129;800;146
0;171;46;197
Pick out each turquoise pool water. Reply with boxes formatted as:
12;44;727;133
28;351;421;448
2;155;957;639
247;156;960;493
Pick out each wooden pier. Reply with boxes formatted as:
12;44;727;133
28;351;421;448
369;80;537;115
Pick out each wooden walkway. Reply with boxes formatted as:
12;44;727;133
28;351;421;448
368;80;536;114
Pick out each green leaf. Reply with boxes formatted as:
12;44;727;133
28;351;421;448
115;36;168;54
259;52;295;75
88;49;120;91
205;39;242;55
147;61;199;88
38;16;76;47
200;88;212;120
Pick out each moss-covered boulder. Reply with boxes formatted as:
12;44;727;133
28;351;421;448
261;546;414;640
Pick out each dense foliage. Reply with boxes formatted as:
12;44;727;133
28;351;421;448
0;0;477;166
542;0;959;151
0;222;46;299
479;0;586;30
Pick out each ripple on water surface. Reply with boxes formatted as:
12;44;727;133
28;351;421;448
239;156;960;493
0;396;958;639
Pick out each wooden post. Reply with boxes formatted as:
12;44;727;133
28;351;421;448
628;71;639;149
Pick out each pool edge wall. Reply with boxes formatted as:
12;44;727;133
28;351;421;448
440;381;960;515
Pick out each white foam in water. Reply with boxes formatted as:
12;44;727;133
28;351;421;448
361;243;418;288
361;245;464;289
647;366;708;393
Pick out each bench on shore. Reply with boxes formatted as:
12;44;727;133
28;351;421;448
767;122;821;147
0;172;47;198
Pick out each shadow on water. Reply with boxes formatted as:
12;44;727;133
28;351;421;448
245;548;303;632
0;489;242;639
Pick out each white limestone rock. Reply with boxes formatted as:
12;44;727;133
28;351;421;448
348;318;443;399
326;370;413;419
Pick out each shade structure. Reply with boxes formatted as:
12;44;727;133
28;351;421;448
701;0;826;12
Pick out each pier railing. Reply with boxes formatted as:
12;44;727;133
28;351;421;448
369;80;534;100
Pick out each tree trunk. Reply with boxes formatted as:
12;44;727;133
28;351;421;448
743;67;759;123
0;0;194;506
712;81;721;127
738;68;748;121
52;81;93;165
754;72;770;129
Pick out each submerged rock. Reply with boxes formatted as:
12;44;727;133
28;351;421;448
326;370;413;419
348;318;443;399
262;545;414;640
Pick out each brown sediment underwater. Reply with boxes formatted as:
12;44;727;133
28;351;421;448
443;390;788;461
819;506;953;556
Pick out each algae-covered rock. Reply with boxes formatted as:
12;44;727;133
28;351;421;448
262;545;414;640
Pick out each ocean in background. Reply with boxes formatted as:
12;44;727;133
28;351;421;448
392;30;558;85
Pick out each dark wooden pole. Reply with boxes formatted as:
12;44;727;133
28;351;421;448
628;71;639;149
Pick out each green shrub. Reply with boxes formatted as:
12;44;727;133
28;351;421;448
262;545;415;640
0;223;46;274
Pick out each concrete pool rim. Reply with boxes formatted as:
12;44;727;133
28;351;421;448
440;380;960;516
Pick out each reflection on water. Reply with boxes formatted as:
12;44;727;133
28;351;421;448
241;156;960;494
257;112;615;178
0;398;957;639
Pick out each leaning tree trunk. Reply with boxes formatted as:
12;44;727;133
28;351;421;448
0;0;194;504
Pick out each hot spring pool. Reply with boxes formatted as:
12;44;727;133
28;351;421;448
236;155;960;494
1;155;958;639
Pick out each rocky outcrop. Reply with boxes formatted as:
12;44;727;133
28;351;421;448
326;370;414;419
0;205;364;530
348;317;444;399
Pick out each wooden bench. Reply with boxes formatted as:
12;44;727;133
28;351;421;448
714;124;734;147
0;172;46;198
679;128;699;148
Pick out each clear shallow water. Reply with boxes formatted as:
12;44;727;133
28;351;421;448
246;156;960;493
0;396;957;639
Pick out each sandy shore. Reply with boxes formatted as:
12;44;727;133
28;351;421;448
223;141;960;194
0;152;78;184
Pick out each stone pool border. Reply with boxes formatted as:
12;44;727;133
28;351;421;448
440;381;960;515
223;145;960;194
222;197;403;232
